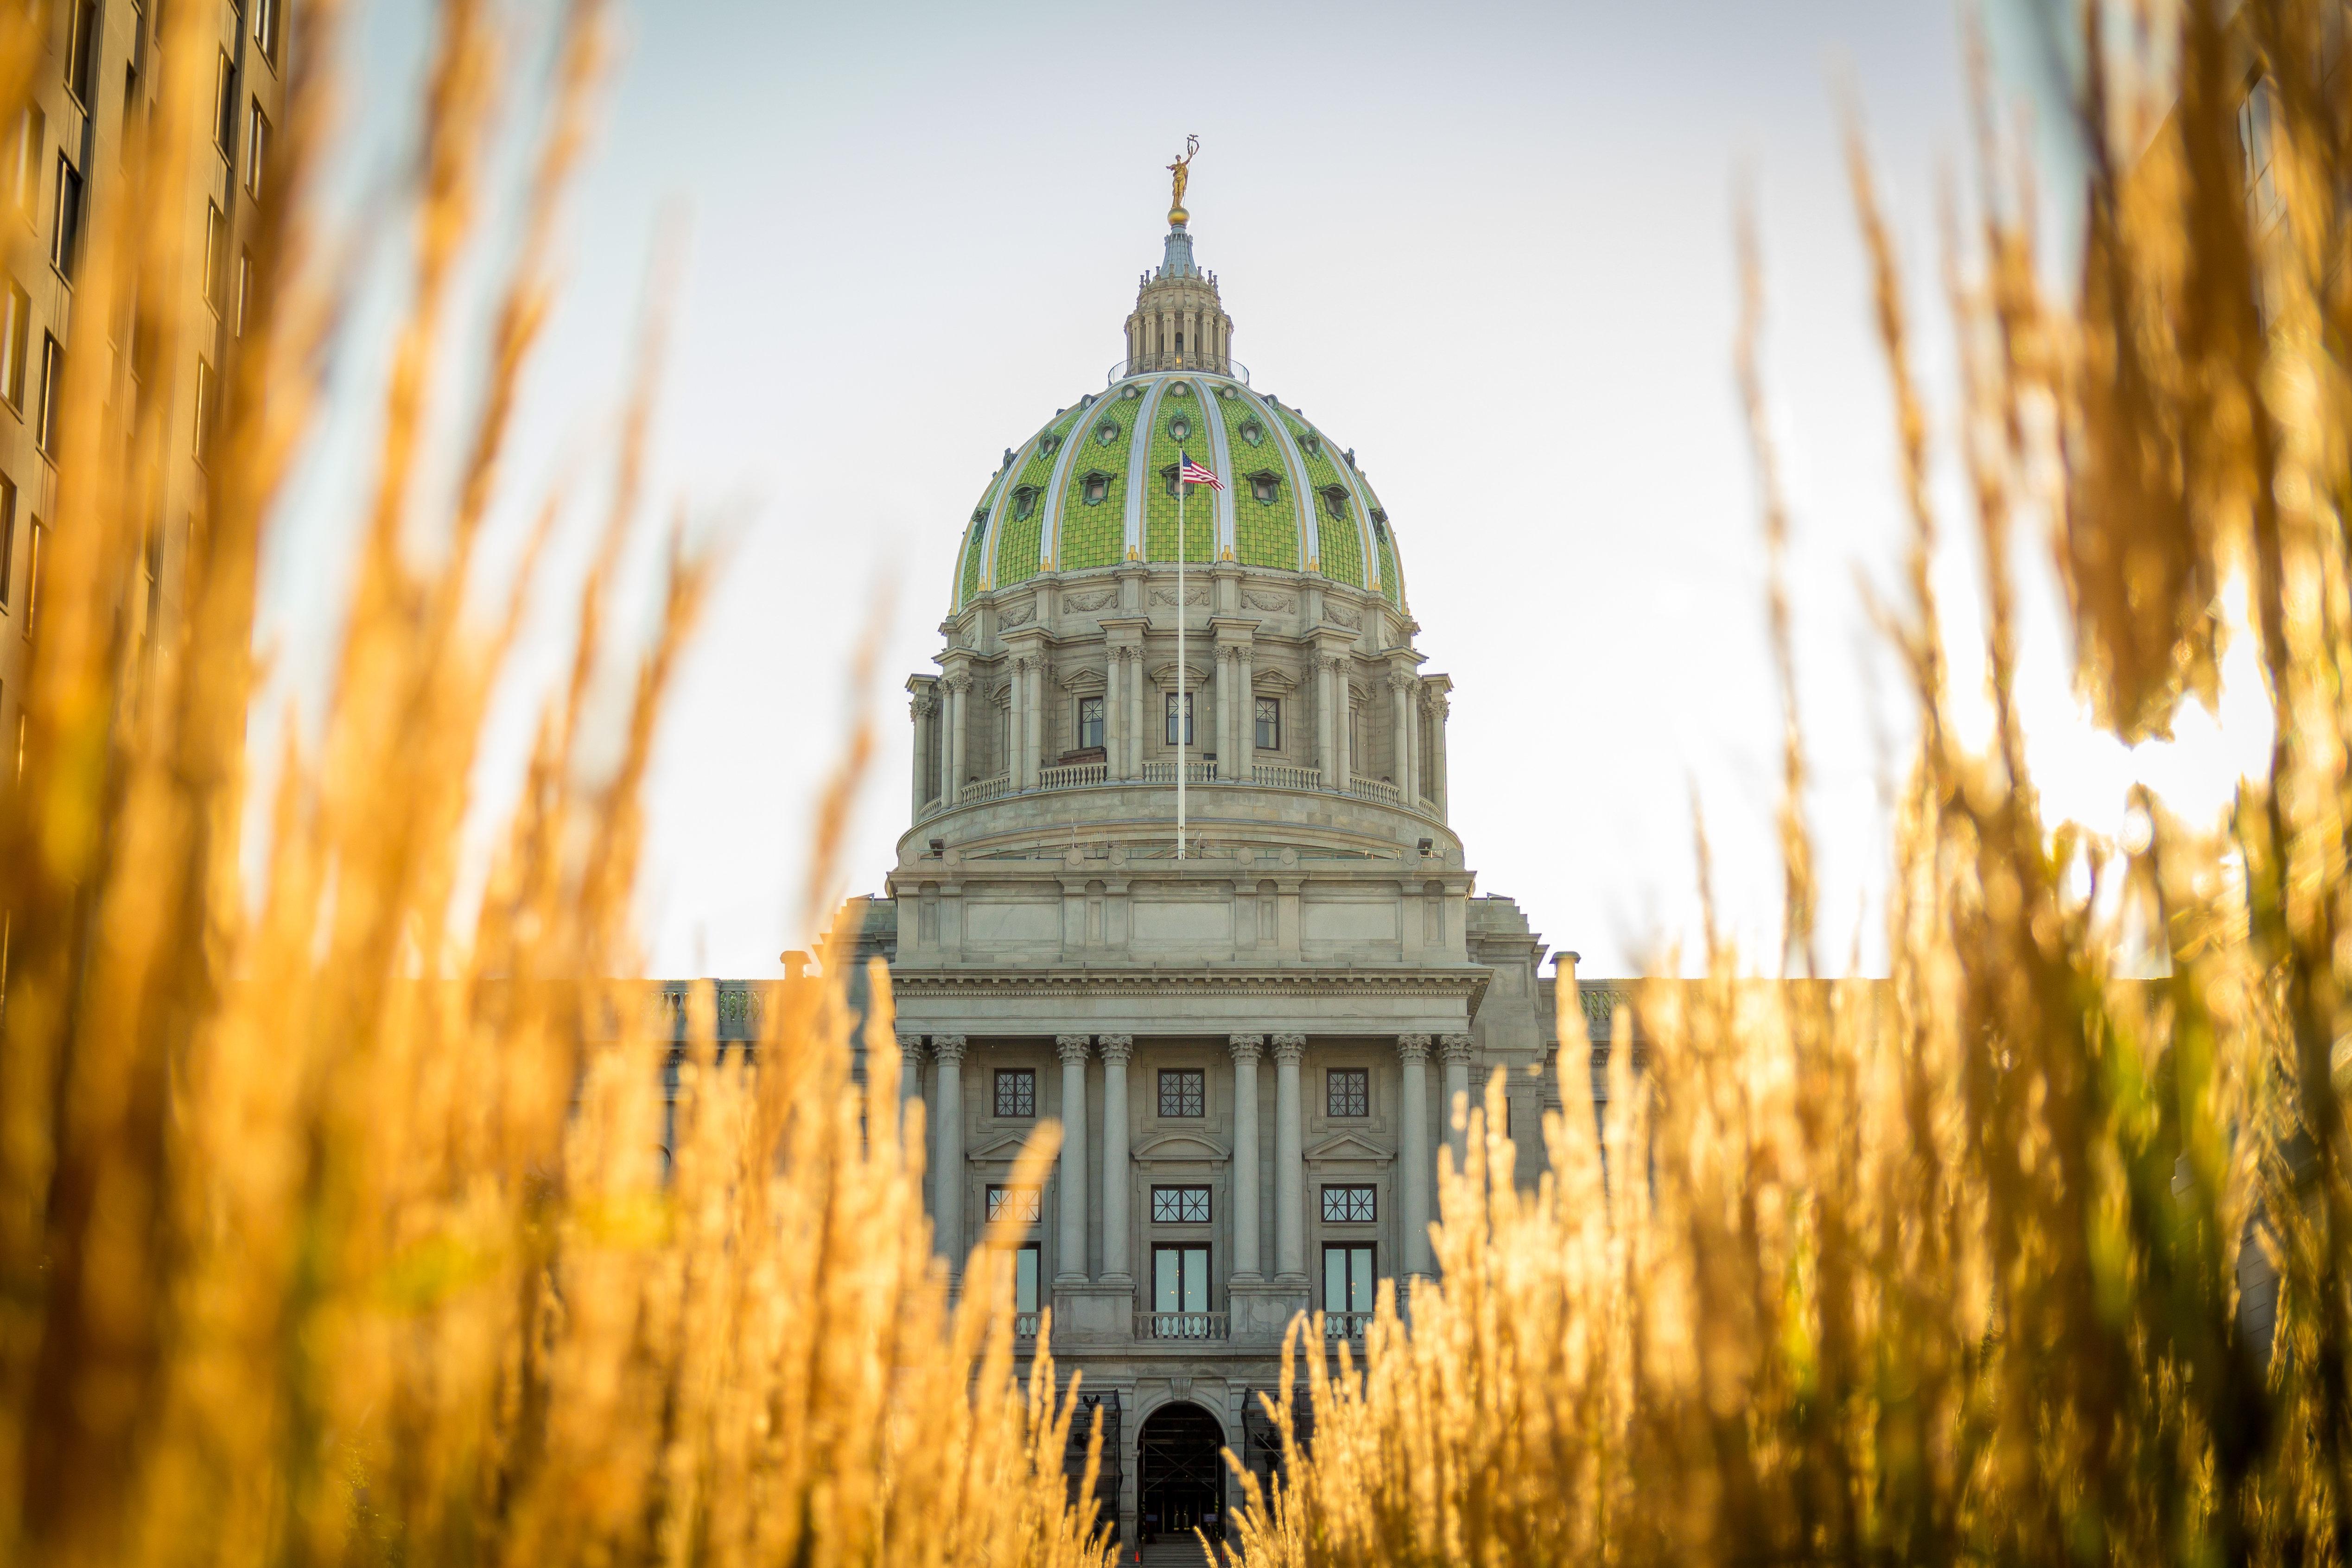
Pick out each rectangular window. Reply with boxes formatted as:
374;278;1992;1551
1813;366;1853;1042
1322;1184;1377;1223
23;518;42;637
246;101;270;197
1163;690;1193;745
1151;1185;1211;1224
51;155;83;277
1255;695;1279;749
1012;1241;1039;1316
993;1067;1035;1118
0;283;27;408
1076;695;1104;750
65;0;98;106
1153;1244;1210;1314
1157;1068;1203;1118
254;0;283;67
192;355;215;460
1327;1067;1369;1118
11;108;41;216
36;335;61;453
984;1184;1041;1225
0;475;15;608
203;203;227;312
235;248;252;336
121;64;139;169
1324;1243;1375;1321
214;53;238;155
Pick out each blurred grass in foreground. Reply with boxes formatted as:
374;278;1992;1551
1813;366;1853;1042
1228;2;2352;1564
0;2;1108;1565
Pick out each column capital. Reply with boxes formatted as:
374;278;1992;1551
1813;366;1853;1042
1056;1034;1093;1064
1438;1032;1476;1063
1228;1032;1265;1064
1387;669;1418;694
1098;1034;1135;1063
1396;1032;1432;1064
897;1034;927;1060
944;671;973;694
1270;1031;1306;1063
932;1034;967;1062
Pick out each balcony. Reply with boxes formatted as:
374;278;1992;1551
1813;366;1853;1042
1013;1311;1041;1340
1136;1310;1229;1341
1322;1311;1373;1342
1109;353;1249;386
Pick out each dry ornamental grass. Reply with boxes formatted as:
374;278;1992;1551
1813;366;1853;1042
1;1;2348;1567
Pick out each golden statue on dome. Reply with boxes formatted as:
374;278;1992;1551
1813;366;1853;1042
1167;134;1199;225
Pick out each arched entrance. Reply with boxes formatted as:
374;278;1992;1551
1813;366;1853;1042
1136;1400;1227;1543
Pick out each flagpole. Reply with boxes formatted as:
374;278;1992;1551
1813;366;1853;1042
1176;447;1187;862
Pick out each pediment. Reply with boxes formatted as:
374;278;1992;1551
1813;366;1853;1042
1149;660;1211;687
1132;1130;1230;1164
1250;667;1298;692
1060;667;1108;693
968;1130;1053;1162
1304;1132;1393;1165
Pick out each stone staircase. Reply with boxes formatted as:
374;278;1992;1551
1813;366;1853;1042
1131;1541;1231;1567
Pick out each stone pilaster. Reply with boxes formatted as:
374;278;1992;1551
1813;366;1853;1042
1440;1032;1477;1169
1055;1035;1091;1282
932;1035;967;1272
1271;1032;1307;1282
1228;1034;1264;1280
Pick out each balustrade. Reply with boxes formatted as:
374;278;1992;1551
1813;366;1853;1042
1135;1310;1229;1341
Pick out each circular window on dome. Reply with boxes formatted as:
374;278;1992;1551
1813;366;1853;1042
1217;384;1237;400
1238;419;1265;447
1168;414;1192;443
1120;385;1141;400
1094;419;1121;445
1168;381;1192;398
1038;432;1063;457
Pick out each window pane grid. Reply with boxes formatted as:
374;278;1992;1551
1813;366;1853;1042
993;1068;1035;1118
1327;1068;1368;1118
1158;1068;1203;1117
1254;696;1279;749
985;1184;1040;1224
1322;1184;1376;1223
1152;1185;1211;1224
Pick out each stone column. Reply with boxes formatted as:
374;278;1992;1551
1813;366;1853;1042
1272;1033;1307;1282
1213;643;1233;779
1440;1033;1477;1169
1055;1035;1091;1282
1327;657;1352;793
898;1034;926;1116
1398;1034;1433;1278
1106;650;1127;780
1316;657;1336;785
1007;659;1028;787
1427;688;1450;817
1099;1035;1133;1283
1029;657;1048;779
1389;671;1416;800
909;688;934;818
945;674;969;803
1238;643;1256;781
1129;649;1147;777
932;1035;967;1270
1229;1034;1265;1280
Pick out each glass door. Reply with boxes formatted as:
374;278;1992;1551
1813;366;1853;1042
1324;1244;1374;1339
1152;1244;1210;1337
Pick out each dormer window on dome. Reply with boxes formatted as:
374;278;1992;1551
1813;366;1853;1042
1246;469;1282;506
1238;418;1265;447
1012;484;1040;521
1038;431;1063;457
1081;470;1112;506
1299;433;1324;458
1167;413;1192;443
1094;418;1121;445
1318;484;1351;522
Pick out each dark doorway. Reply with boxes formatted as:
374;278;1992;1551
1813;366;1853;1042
1137;1400;1227;1543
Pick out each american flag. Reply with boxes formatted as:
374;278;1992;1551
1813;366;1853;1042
1178;451;1224;489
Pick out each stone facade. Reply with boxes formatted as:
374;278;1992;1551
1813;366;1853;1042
837;196;1583;1545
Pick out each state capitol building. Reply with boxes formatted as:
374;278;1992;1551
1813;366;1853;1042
814;158;1614;1549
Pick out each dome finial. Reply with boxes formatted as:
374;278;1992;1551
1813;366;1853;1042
1166;133;1199;226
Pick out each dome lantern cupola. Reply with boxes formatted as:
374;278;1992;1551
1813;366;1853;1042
1124;135;1233;376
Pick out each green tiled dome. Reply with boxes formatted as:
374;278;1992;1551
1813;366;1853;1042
951;369;1405;614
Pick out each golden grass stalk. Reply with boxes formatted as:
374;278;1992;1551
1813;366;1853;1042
1230;3;2352;1563
0;3;1110;1565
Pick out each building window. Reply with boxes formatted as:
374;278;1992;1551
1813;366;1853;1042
993;1068;1035;1118
0;284;27;408
1238;418;1264;447
1153;1244;1210;1317
11;108;41;217
247;102;271;197
1008;1241;1040;1319
1158;1068;1203;1118
1151;1185;1211;1224
0;475;15;609
1093;418;1119;446
1011;483;1038;521
1248;470;1280;505
1076;695;1104;750
51;155;83;277
36;335;61;453
65;0;98;106
1322;1184;1376;1223
1327;1068;1369;1118
1320;483;1351;522
1081;470;1109;506
214;53;238;155
1254;696;1279;750
204;203;228;312
235;249;252;336
1166;413;1190;443
254;0;283;67
121;64;140;169
193;356;216;461
1324;1243;1374;1326
985;1184;1041;1225
23;518;42;636
1163;691;1193;745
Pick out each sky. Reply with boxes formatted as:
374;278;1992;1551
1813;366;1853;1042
273;0;2269;980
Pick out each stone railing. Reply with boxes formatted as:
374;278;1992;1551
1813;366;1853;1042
1013;1311;1041;1340
1322;1310;1373;1342
916;762;1437;823
1136;1310;1229;1341
1252;763;1321;791
963;773;1013;804
1036;760;1107;790
1109;353;1250;385
1348;777;1402;806
1138;759;1219;786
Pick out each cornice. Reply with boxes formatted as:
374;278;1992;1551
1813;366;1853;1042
887;965;1493;1009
